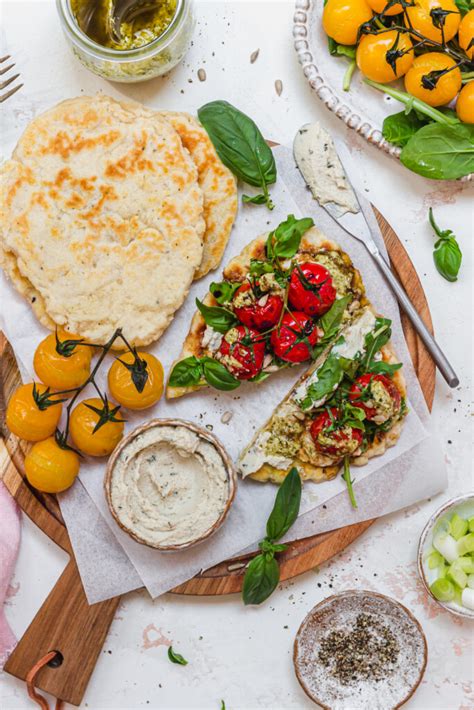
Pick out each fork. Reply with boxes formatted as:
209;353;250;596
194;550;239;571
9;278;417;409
0;55;23;103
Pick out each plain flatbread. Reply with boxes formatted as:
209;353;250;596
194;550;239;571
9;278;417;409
166;225;366;399
160;111;238;279
0;95;205;346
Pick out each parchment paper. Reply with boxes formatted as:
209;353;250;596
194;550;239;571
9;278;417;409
0;145;447;603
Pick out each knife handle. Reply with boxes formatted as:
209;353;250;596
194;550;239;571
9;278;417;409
372;250;459;388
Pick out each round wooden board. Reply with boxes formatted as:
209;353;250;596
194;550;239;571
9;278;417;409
0;208;435;596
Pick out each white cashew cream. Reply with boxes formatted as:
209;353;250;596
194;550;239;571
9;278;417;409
109;425;231;548
239;430;294;478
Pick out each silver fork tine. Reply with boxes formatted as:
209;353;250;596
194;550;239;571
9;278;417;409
0;73;20;91
0;55;11;62
0;82;23;104
0;63;15;76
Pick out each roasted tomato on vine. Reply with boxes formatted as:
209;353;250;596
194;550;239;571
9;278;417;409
6;383;63;441
108;351;164;410
217;326;265;380
270;312;319;363
24;437;80;493
288;263;336;317
233;281;284;331
349;373;401;424
69;397;124;457
33;329;92;390
310;407;364;458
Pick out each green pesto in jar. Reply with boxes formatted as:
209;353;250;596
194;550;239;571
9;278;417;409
70;0;178;50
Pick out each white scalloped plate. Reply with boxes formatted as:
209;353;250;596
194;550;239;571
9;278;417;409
293;0;472;182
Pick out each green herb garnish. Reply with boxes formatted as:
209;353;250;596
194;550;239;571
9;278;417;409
167;646;188;666
168;355;240;392
429;208;462;282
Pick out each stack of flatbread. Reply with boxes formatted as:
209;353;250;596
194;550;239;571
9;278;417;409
0;95;238;346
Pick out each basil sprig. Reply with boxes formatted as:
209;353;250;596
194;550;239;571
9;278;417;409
198;100;276;210
242;468;302;605
209;281;241;305
429;208;462;282
196;298;238;333
168;355;240;392
266;215;314;260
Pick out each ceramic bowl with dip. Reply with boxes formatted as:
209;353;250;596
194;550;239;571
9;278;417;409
418;493;474;619
56;0;194;82
105;419;236;551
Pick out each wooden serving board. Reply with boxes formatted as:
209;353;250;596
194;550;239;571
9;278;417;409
0;208;435;707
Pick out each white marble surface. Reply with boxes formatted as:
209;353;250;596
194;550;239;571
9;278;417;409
1;1;473;708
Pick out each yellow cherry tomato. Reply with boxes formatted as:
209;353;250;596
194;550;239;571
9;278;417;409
404;52;462;106
366;0;404;15
357;31;414;82
323;0;373;45
6;383;62;442
70;397;124;457
108;352;164;410
24;437;79;493
459;10;474;60
34;329;92;391
456;82;474;123
406;0;460;43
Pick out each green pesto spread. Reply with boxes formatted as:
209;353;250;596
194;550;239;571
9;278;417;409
71;0;177;50
314;251;353;298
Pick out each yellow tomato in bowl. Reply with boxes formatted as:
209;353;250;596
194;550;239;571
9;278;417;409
323;0;373;45
406;0;460;43
404;52;462;106
459;10;474;60
456;82;474;123
357;30;414;82
366;0;404;15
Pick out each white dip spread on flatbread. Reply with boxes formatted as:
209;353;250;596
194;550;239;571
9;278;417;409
294;123;358;214
109;425;230;548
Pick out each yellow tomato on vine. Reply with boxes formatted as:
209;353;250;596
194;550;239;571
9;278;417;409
406;0;461;44
323;0;374;45
6;383;63;441
24;437;79;493
459;10;474;60
108;351;164;410
366;0;404;15
404;52;462;106
357;30;414;82
69;397;124;457
456;82;474;123
34;329;92;390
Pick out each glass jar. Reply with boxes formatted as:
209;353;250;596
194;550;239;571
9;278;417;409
56;0;194;83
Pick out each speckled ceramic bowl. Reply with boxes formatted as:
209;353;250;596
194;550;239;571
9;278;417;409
293;590;427;709
105;418;236;551
418;493;474;619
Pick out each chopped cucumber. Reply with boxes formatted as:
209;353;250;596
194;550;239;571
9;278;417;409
457;533;474;556
447;561;468;590
430;578;455;602
451;514;468;541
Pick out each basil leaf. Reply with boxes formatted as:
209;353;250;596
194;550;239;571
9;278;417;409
201;358;241;391
266;467;302;541
319;295;352;341
168;647;188;665
209;281;241;305
434;238;462;282
196;298;238;334
168;356;203;388
249;259;274;277
299;354;343;409
367;360;402;376
198;100;276;209
360;318;392;370
268;215;314;259
242;193;268;205
382;110;428;148
454;0;471;14
242;553;280;605
400;123;474;180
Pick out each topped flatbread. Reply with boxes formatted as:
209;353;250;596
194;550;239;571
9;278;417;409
161;111;238;279
0;95;205;346
166;215;367;399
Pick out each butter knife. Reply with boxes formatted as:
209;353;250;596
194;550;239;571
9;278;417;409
293;125;459;388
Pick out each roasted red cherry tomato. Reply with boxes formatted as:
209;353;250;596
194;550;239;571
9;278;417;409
310;407;364;458
233;282;283;331
288;263;337;317
217;326;265;380
349;373;401;423
270;312;319;363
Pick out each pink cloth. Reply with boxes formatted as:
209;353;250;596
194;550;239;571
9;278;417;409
0;480;21;665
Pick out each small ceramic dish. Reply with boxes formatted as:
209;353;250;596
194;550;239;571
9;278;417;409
293;590;427;709
105;418;236;551
418;493;474;619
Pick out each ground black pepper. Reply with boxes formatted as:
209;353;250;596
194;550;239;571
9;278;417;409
317;613;399;685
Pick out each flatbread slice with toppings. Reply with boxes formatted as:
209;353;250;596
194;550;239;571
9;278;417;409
166;215;367;399
237;307;407;485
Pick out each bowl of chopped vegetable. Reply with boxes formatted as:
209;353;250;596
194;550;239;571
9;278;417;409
418;494;474;619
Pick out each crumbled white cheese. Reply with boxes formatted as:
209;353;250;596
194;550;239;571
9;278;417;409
201;325;223;353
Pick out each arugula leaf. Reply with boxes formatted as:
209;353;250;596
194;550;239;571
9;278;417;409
266;215;314;260
168;356;203;388
367;360;402;376
198;100;276;210
266;467;302;540
249;259;275;277
196;298;238;333
209;281;241;305
360;318;392;371
201;358;241;391
400;123;474;180
429;208;462;282
167;647;188;666
319;295;351;342
382;110;428;148
242;554;280;606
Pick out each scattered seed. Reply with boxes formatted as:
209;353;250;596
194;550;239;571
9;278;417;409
205;424;214;431
227;562;246;572
275;79;283;96
197;68;206;82
221;411;233;424
250;49;260;64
